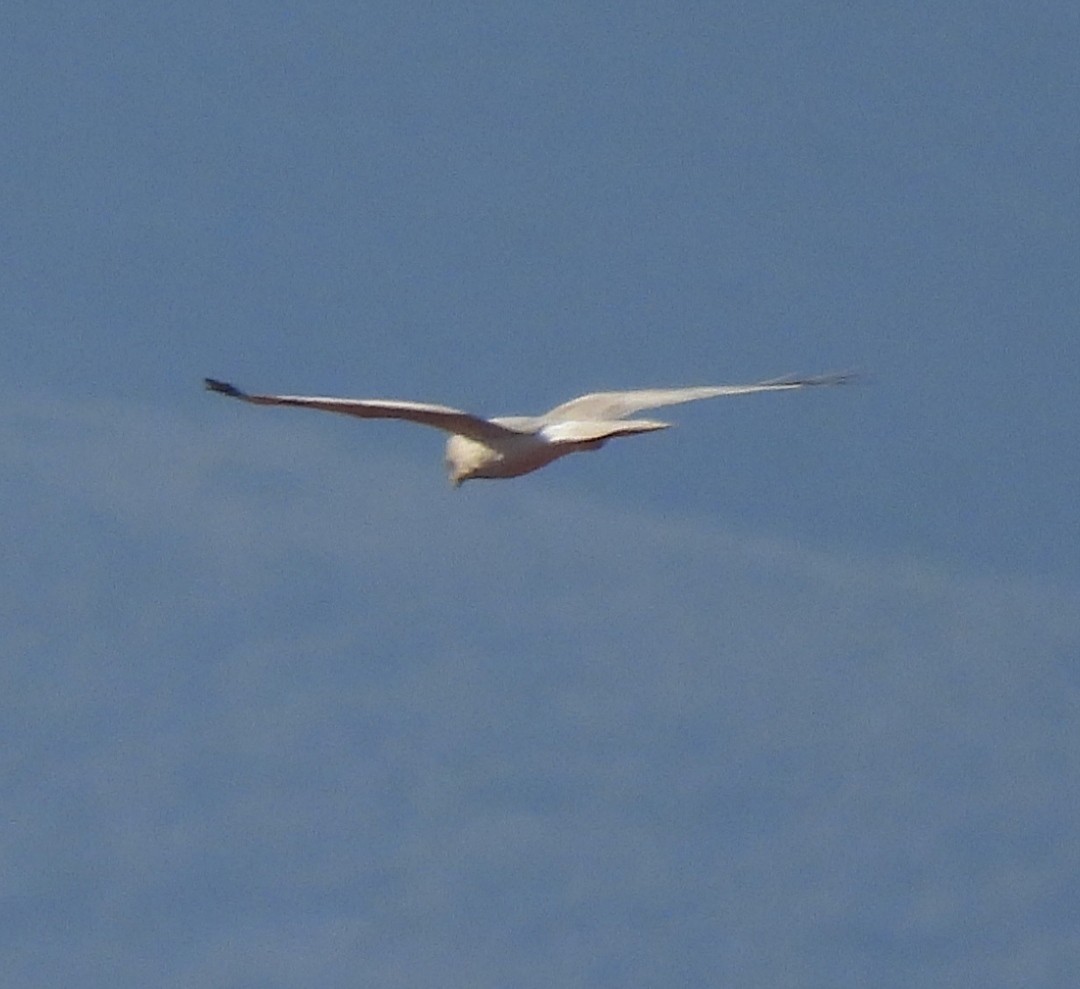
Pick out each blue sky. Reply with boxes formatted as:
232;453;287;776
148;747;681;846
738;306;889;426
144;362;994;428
3;3;1079;986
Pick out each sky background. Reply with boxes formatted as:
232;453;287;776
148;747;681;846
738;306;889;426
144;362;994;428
3;2;1078;986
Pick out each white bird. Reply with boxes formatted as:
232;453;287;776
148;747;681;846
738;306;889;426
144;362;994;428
205;372;853;486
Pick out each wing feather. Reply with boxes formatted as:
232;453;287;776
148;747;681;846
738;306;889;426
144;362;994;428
204;379;522;443
542;372;855;422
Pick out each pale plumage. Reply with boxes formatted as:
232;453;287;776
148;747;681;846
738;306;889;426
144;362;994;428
204;372;853;486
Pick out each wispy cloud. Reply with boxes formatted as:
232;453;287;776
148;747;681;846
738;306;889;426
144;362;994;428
3;393;1078;987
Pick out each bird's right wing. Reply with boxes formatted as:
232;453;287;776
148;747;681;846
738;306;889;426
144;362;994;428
542;372;855;422
204;379;524;443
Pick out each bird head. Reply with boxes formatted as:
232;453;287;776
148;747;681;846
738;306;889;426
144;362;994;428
444;434;499;487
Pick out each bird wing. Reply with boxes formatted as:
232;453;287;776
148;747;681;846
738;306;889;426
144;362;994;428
541;372;855;422
538;418;670;444
204;379;524;443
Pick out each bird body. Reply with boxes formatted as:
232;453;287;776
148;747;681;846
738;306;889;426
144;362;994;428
205;372;852;485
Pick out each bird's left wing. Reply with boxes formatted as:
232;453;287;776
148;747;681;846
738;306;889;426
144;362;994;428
204;378;524;443
541;372;855;422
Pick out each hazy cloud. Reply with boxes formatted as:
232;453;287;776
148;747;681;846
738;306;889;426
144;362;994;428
3;395;1077;987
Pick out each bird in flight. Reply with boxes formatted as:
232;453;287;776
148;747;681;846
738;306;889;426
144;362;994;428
205;372;853;486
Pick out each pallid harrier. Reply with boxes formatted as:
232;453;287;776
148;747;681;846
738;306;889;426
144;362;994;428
205;372;853;486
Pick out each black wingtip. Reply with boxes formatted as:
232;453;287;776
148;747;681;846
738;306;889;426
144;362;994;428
204;377;244;398
765;371;859;388
812;370;859;387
